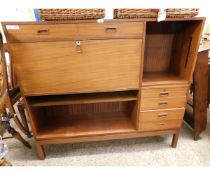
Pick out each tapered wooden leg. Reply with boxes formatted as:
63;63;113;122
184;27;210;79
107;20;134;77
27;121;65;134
36;142;46;160
194;132;199;141
171;130;180;148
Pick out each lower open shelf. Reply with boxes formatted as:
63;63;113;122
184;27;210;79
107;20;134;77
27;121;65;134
31;100;137;140
36;112;136;140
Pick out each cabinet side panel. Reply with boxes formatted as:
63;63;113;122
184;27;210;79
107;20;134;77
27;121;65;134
172;20;205;82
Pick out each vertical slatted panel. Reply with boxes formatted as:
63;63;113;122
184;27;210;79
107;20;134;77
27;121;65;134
43;102;130;120
144;34;174;73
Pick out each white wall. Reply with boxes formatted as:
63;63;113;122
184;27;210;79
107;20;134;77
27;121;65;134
0;0;210;37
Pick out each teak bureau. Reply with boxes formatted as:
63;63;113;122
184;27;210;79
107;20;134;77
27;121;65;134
1;18;205;159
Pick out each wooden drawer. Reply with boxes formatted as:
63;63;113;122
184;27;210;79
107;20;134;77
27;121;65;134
4;24;77;42
141;85;188;98
140;108;185;122
10;39;142;95
4;22;144;42
77;22;144;39
140;97;186;111
139;120;182;131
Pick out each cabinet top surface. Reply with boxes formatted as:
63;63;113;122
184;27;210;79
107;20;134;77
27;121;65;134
1;17;205;25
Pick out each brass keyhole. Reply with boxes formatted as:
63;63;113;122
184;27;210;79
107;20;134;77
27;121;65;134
75;41;82;53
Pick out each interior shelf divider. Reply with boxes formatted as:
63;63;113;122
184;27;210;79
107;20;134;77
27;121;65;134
28;90;138;107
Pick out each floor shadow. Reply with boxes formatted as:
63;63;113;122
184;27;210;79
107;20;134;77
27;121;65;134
44;135;172;159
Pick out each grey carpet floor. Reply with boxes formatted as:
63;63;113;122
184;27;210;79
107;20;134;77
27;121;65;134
3;110;210;166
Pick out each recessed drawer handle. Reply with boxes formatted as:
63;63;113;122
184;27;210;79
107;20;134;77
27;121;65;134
37;29;49;35
105;27;117;33
159;101;168;105
157;123;165;126
159;92;169;97
158;113;168;118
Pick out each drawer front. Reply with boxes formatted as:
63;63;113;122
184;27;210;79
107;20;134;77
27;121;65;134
5;24;77;42
140;108;185;122
141;86;188;99
77;22;144;39
4;22;144;42
139;120;182;131
10;39;142;95
140;97;186;111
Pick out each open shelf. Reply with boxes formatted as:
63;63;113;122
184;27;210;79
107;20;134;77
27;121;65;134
30;100;138;140
36;112;135;140
28;90;138;107
143;20;203;86
142;72;188;86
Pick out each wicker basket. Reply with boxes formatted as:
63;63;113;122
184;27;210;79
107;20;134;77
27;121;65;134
166;8;199;18
38;9;105;21
114;9;159;19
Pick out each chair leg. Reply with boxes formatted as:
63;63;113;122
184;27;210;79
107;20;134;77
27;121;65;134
8;126;32;149
0;158;12;166
13;114;28;135
5;95;31;137
0;122;7;136
17;102;32;138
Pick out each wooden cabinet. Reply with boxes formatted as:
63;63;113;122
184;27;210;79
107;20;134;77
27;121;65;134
184;48;209;140
1;18;205;160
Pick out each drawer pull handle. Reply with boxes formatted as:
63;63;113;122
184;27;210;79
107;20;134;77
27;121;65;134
75;41;82;53
159;92;169;97
158;113;167;118
105;27;117;33
37;29;49;35
157;123;165;126
159;101;168;105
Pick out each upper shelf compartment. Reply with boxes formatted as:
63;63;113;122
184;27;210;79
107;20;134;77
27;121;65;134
142;19;204;86
143;72;188;86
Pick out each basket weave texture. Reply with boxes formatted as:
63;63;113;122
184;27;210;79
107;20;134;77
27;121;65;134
114;8;199;19
166;8;199;18
38;9;105;21
114;9;159;19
